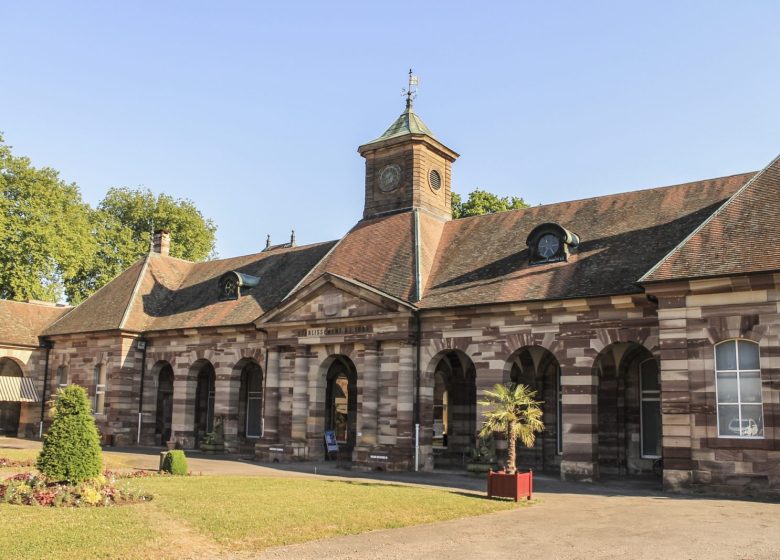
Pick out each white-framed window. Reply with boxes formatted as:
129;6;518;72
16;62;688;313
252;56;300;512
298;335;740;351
556;368;563;455
245;370;263;438
57;365;68;388
715;340;764;438
93;363;107;415
639;359;662;458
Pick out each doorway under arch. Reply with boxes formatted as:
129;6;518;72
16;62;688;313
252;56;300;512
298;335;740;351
324;356;357;456
0;358;24;437
192;360;216;446
594;342;661;476
430;350;476;468
153;362;174;446
506;345;561;472
237;359;263;440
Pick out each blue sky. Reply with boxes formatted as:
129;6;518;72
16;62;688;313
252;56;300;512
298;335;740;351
3;1;779;258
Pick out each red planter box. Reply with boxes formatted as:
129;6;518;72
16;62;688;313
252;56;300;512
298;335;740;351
487;470;533;501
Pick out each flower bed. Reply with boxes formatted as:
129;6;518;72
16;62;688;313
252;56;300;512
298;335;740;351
1;472;153;507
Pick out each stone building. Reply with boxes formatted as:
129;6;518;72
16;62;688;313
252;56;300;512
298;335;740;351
1;98;779;496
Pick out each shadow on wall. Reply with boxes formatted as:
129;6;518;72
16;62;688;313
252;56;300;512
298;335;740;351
430;201;726;300
139;242;335;321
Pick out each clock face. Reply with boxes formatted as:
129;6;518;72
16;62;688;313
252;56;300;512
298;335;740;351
223;277;238;298
538;234;560;259
378;164;401;192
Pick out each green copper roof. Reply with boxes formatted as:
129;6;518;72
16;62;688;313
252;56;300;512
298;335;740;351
367;104;436;144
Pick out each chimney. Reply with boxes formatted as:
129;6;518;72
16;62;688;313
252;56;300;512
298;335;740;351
290;230;296;247
152;230;171;256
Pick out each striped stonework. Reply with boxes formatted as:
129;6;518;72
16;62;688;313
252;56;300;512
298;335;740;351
646;272;780;497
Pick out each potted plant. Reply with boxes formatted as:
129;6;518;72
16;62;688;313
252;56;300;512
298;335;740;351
200;416;225;454
465;434;498;474
479;383;544;501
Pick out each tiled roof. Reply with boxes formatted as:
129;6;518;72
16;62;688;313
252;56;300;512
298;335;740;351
308;211;417;302
363;105;436;145
43;241;337;336
27;167;765;338
0;300;70;346
419;172;754;309
642;155;780;283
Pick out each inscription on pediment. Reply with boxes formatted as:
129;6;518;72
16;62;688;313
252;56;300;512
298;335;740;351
279;286;394;323
297;325;373;337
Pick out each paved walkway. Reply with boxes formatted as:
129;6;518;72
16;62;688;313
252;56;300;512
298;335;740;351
4;438;779;559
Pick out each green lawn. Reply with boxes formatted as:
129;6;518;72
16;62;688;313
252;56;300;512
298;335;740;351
0;476;522;559
0;446;133;470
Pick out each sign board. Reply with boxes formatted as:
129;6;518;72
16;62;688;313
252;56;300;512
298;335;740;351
298;326;372;337
269;447;284;452
324;431;339;453
369;454;388;461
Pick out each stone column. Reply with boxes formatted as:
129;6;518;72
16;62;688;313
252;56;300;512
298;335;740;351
657;296;693;491
559;358;599;481
262;347;280;442
171;361;197;449
378;342;399;448
357;342;380;447
396;342;415;466
214;363;240;452
306;346;326;459
291;346;310;442
276;347;296;444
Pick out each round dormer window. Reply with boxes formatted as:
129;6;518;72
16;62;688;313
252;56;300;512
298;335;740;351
537;234;560;259
429;169;442;191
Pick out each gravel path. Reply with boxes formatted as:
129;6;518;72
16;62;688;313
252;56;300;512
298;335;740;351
254;491;780;560
4;438;778;559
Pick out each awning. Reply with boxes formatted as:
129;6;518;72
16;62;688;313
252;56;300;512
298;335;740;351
0;376;39;403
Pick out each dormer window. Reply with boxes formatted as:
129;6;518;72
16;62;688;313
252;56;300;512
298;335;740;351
526;223;580;265
218;271;260;301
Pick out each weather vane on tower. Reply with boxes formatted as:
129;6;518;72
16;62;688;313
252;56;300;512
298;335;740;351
403;68;419;109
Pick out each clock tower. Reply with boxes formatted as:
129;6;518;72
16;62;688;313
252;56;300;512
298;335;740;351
358;92;459;221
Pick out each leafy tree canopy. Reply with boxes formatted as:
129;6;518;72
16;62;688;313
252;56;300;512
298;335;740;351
0;136;95;303
99;187;217;262
452;188;529;219
0;136;217;304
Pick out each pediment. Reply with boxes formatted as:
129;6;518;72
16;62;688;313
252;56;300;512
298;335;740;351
256;274;414;325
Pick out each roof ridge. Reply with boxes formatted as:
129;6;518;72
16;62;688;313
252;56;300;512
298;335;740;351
191;240;335;268
280;239;344;303
451;170;757;224
639;154;780;283
118;253;151;330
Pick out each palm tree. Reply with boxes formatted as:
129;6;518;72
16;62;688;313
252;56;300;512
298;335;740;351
478;383;545;475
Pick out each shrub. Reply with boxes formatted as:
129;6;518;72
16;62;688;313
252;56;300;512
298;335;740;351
37;385;103;483
161;450;188;475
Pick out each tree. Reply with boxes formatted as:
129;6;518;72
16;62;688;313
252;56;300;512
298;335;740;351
0;137;218;303
478;383;544;474
37;385;103;483
452;188;529;219
0;135;95;303
99;187;217;262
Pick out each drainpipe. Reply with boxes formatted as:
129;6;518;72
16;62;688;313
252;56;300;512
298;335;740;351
413;310;422;472
136;337;148;444
38;338;53;438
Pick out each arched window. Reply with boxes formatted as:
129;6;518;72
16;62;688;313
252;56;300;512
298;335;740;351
57;365;68;387
93;363;107;415
556;369;562;455
715;340;763;438
639;359;661;458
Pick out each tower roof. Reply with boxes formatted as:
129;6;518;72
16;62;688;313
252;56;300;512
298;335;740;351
366;104;437;145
